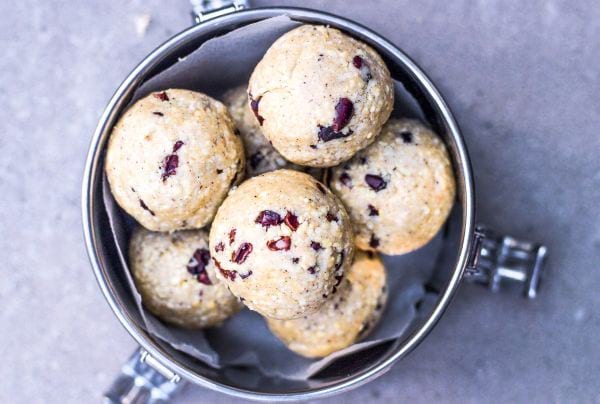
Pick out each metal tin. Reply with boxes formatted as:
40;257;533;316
83;6;477;401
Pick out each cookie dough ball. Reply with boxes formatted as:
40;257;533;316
224;86;294;177
209;169;354;320
105;89;245;232
248;25;394;167
330;119;456;255
267;251;387;358
129;228;242;328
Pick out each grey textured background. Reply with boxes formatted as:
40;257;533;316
1;0;598;403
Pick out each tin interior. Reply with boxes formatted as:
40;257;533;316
83;7;474;400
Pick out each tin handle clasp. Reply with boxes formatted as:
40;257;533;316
190;0;249;23
103;349;184;403
464;225;548;298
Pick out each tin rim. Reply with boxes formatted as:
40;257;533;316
81;6;475;401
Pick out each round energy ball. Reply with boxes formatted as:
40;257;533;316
248;25;394;167
330;119;456;255
105;89;245;232
209;169;354;320
267;251;387;358
129;228;242;329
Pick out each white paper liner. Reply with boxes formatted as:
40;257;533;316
102;15;444;380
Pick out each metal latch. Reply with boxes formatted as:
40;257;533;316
464;226;548;299
190;0;249;23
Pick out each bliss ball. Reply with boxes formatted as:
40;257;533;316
209;169;354;320
330;119;456;255
248;25;394;167
129;228;242;329
267;251;387;358
105;89;245;231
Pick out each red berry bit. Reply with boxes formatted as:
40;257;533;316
352;55;373;82
213;258;237;281
365;174;387;192
326;212;338;222
307;265;317;274
255;210;283;228
231;242;253;264
139;199;155;216
368;204;379;216
332;98;354;132
214;242;225;252
249;94;265;126
310;241;322;251
369;234;380;249
161;154;179;181
187;248;212;285
339;172;352;188
172;140;184;152
153;91;169;101
283;211;299;231
318;125;352;142
229;228;236;245
399;131;413;143
267;236;291;251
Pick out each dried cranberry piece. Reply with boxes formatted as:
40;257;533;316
335;251;345;272
231;242;253;264
139;199;155;216
332;98;353;132
249;95;264;126
240;271;253;279
187;248;211;279
368;204;379;216
172;140;184;153
283;211;299;231
214;242;225;252
153;91;169;101
310;241;322;251
339;172;352;188
316;183;326;194
213;258;237;281
353;56;373;81
229;229;236;245
267;236;291;251
255;210;283;228
292;257;300;264
326;212;338;222
317;125;352;142
399;131;413;143
161;154;179;181
307;266;317;274
369;234;380;248
152;111;164;116
365;174;387;191
249;151;264;169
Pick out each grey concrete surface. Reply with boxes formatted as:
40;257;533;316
1;0;598;403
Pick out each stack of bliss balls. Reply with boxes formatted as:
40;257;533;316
105;25;455;358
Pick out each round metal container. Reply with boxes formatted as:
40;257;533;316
82;6;475;401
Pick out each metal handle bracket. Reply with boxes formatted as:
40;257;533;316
465;225;548;299
190;0;249;23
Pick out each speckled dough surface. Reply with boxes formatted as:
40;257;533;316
224;86;296;177
209;169;354;320
128;228;242;329
105;89;245;231
248;25;394;167
267;251;387;358
330;119;456;255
